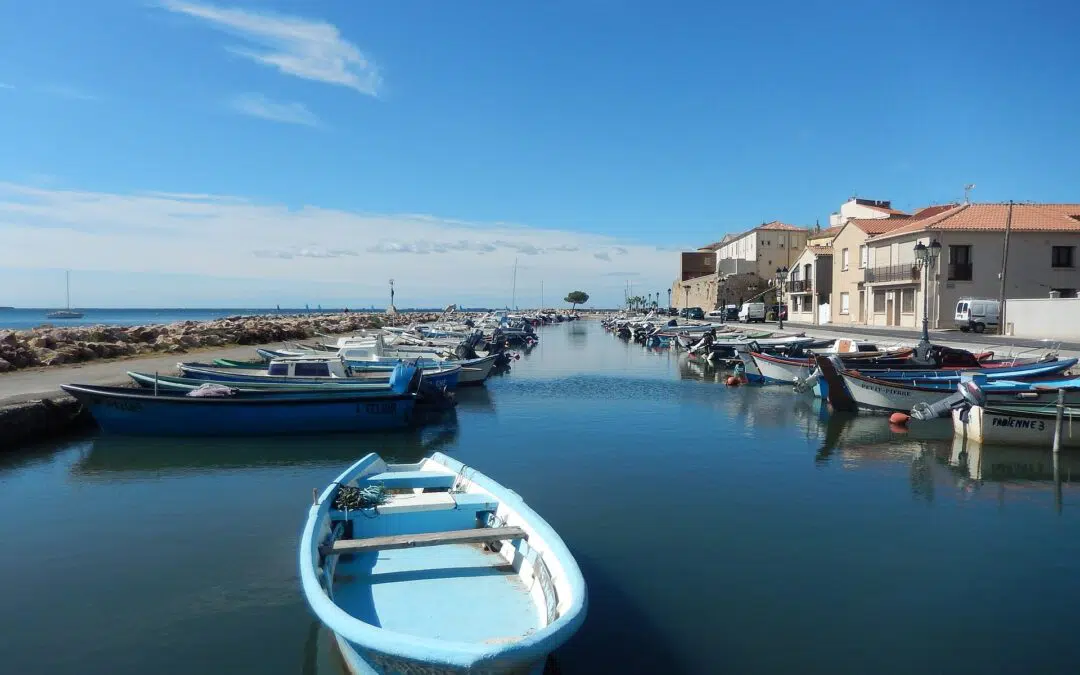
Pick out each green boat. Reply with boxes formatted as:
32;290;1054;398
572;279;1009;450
212;358;267;370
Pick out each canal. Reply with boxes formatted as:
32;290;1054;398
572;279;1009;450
2;319;1079;674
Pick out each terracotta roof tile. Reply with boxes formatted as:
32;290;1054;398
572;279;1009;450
806;245;834;254
862;204;909;216
870;203;1080;241
847;216;911;235
758;220;806;231
809;225;844;239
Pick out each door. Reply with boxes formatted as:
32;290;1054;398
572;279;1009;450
892;295;901;326
886;297;895;326
858;291;865;323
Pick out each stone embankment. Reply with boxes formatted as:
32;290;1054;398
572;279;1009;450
0;312;438;374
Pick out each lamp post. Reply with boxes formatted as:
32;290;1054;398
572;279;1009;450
775;266;788;330
667;288;672;311
913;239;941;356
683;284;690;316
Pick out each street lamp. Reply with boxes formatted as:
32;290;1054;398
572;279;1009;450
683;284;690;317
913;239;941;354
667;288;672;311
775;266;788;330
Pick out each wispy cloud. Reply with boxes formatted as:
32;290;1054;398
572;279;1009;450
229;93;320;127
38;84;98;101
0;182;675;305
162;0;381;96
0;82;13;90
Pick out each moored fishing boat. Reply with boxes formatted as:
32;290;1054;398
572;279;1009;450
61;364;435;436
952;402;1080;448
178;356;462;390
127;370;399;394
300;452;587;675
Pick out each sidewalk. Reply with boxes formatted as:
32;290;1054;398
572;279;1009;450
777;321;1080;356
0;343;271;406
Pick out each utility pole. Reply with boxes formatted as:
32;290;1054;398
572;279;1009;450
997;200;1014;334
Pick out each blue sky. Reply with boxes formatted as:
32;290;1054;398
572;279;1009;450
1;0;1078;307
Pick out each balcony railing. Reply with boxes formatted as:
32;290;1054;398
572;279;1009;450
948;263;973;281
788;279;812;293
865;264;919;283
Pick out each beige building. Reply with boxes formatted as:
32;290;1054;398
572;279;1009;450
672;221;812;310
828;206;954;325
787;226;842;324
863;203;1080;329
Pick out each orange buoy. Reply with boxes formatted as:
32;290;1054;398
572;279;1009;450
726;375;740;386
889;412;910;426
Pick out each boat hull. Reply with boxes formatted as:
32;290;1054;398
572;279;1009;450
300;453;587;675
953;405;1080;448
178;363;461;390
62;385;416;436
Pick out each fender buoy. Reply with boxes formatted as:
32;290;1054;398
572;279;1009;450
889;412;910;426
726;375;740;386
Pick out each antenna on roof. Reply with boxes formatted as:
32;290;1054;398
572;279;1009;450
964;184;976;204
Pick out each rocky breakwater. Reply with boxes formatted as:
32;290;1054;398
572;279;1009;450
0;312;439;373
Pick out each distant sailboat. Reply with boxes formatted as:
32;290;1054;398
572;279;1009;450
46;270;84;319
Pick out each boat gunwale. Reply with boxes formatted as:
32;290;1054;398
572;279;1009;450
299;452;588;670
61;383;416;405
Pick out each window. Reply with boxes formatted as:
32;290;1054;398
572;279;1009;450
948;245;973;281
859;245;868;269
294;362;331;377
840;292;850;314
901;288;915;313
842;248;850;271
873;291;886;313
1052;288;1078;298
268;363;289;376
1052;246;1075;268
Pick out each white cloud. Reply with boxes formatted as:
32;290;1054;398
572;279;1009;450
229;93;320;127
0;182;676;305
162;1;381;96
37;84;98;101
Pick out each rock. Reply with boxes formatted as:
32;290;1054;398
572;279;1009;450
0;331;17;346
0;358;11;372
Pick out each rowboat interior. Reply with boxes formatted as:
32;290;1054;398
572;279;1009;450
307;453;577;666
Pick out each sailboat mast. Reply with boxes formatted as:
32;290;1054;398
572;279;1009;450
511;257;518;310
65;270;71;310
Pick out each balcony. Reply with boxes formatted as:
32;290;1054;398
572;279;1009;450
948;263;973;281
865;264;919;284
788;279;812;293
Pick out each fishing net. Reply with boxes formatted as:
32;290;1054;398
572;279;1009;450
332;484;389;510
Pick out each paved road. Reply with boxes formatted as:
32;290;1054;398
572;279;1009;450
774;321;1080;352
0;343;270;405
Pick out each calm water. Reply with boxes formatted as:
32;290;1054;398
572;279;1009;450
2;321;1079;674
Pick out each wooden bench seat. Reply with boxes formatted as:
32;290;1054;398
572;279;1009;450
360;470;456;489
322;526;528;555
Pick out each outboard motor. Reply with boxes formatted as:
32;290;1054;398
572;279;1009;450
792;366;822;394
910;379;988;421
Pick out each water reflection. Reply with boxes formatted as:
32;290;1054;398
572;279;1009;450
71;421;460;477
454;386;496;414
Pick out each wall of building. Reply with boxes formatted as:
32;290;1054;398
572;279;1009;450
829;223;870;325
931;231;1080;327
1003;297;1080;339
680;251;716;281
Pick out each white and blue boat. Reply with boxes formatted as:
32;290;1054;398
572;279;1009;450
178;355;462;390
62;365;432;436
300;452;587;675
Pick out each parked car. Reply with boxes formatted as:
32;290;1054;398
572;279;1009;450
955;298;1000;333
738;302;766;323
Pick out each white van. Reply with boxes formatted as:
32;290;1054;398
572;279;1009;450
738;302;766;323
954;298;1000;333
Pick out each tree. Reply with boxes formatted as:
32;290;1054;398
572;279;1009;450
564;290;589;310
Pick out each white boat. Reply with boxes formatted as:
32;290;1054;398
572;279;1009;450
300;452;587;674
952;403;1080;448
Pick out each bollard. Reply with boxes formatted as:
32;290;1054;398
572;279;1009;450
1053;388;1065;453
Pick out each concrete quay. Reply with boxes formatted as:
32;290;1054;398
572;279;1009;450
0;343;274;452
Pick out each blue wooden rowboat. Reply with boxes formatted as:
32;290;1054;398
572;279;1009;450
300;452;587;675
127;370;399;394
62;365;424;436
